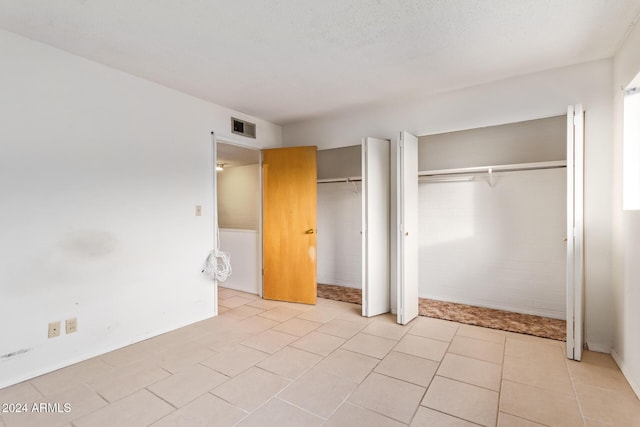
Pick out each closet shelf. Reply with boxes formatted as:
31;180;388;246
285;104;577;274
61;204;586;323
317;176;362;183
418;160;567;177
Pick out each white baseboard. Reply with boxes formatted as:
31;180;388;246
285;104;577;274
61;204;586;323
0;312;217;391
611;349;640;399
585;342;611;353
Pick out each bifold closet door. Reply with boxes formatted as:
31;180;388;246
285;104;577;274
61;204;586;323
567;105;584;361
395;131;419;325
362;137;390;317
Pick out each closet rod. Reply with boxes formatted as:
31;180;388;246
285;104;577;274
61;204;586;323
418;160;567;177
317;176;362;184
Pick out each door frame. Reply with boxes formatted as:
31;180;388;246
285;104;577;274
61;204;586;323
211;133;264;312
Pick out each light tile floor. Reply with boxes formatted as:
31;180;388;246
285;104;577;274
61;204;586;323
1;287;639;427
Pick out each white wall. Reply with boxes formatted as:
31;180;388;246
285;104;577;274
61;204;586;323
0;30;281;389
284;59;613;351
419;169;567;319
611;18;640;397
317;182;362;288
219;230;259;294
217;164;260;230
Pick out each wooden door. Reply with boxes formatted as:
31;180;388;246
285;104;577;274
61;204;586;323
262;146;318;304
362;137;391;316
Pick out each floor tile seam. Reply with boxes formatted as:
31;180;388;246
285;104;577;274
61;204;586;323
345;389;414;425
446;348;503;366
357;330;402;342
499;373;578;397
416;405;485;426
81;384;113;409
498;408;554;427
406;330;456;343
253;327;306;342
302;329;349;341
501;379;580;402
316;321;368;337
372;364;433;389
195;358;256;379
456;325;507;340
314;329;360;340
433;372;501;393
389;342;446;363
234;343;272;357
145;366;231;409
47;387;110;426
571;377;639;396
496;329;506;419
337;400;408;426
403;372;430;426
70;388;175;426
453;333;507;348
441;351;504;368
279;360;359;390
24;379;61;399
206;390;250;417
257;350;323;380
327;346;384;374
274;394;334;421
504;351;572;367
420;398;494;427
143;385;183;410
369;370;428;391
142;391;184;427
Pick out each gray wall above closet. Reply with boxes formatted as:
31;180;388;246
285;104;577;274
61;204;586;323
418;115;566;171
317;145;362;179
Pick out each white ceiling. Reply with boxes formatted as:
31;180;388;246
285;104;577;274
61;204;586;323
2;1;639;125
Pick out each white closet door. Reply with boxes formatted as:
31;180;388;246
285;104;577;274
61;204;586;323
397;131;419;325
362;137;391;316
567;105;584;360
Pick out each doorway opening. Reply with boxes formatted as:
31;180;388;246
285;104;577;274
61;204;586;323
215;140;261;301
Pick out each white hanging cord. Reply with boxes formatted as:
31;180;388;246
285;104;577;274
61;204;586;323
202;231;232;282
202;131;232;282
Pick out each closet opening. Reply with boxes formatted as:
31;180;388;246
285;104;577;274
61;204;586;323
316;145;363;304
415;115;568;341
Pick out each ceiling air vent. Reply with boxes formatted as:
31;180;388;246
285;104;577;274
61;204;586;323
231;117;256;139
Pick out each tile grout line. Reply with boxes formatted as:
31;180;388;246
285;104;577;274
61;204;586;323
143;387;179;411
496;332;507;426
407;326;456;425
565;354;588;424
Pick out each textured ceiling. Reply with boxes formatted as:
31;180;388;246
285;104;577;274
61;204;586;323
1;0;639;125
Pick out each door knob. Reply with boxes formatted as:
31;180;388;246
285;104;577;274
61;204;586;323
305;229;315;234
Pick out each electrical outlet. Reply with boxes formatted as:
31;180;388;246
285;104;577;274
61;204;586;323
48;321;61;338
66;318;78;334
195;205;202;216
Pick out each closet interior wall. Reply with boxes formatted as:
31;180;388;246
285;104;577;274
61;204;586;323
317;145;362;289
418;116;568;319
